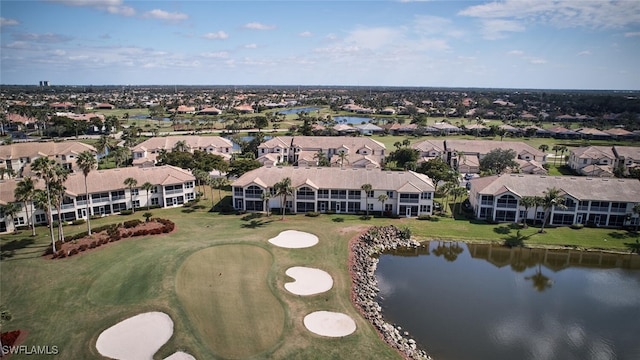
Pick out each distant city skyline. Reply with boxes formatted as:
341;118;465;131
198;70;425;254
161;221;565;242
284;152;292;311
1;0;639;90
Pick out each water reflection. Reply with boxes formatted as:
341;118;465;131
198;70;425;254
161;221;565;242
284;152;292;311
376;242;640;360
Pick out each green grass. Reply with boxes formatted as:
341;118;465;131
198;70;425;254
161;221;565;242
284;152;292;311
1;206;637;360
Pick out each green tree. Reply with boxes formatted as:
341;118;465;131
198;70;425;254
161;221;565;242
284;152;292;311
76;151;97;235
377;194;389;217
450;186;468;216
632;203;640;232
1;202;21;233
142;182;154;210
539;187;566;233
479;148;518;175
261;192;271;216
519;196;537;228
361;183;373;217
228;157;261;178
336;150;349;168
416;158;457;193
389;148;419;170
32;158;60;251
313;150;330;167
14;176;36;236
173;140;189;152
124;177;138;213
212;177;229;206
551;145;562;166
538;144;549;154
274;177;293;220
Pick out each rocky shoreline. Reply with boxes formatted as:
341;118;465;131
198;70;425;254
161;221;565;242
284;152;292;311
350;225;431;360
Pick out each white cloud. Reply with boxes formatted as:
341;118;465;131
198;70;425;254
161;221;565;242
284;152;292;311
201;51;228;58
106;5;135;17
344;27;403;50
49;0;135;17
578;50;592;56
143;9;188;21
625;32;640;37
325;33;337;41
243;22;276;30
480;19;525;40
528;58;547;64
50;49;67;56
459;0;640;29
203;31;229;40
244;43;257;49
14;32;73;43
0;17;20;27
299;31;313;37
508;50;524;56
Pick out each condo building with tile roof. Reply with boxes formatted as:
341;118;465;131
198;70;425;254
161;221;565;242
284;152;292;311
256;136;386;169
0;141;97;178
231;166;435;217
0;165;195;233
131;135;235;167
468;174;640;228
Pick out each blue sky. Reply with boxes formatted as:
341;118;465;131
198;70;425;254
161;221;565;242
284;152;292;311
1;0;639;89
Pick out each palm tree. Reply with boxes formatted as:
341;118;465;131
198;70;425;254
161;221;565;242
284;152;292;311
336;150;349;168
32;158;58;251
49;174;68;242
313;150;329;167
440;181;457;214
519;196;537;228
360;184;373;216
173;140;188;152
212;177;229;205
377;194;389;217
112;147;130;168
538;144;549;154
539;187;567;233
450;186;467;216
526;263;553;292
261;192;271;216
632;203;640;232
0;168;16;180
124;177;138;213
76;151;97;235
142;182;154;210
14;177;36;236
1;202;21;233
558;145;568;165
551;145;562;166
274;177;293;220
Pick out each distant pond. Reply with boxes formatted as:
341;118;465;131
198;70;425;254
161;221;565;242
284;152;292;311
276;107;320;115
376;242;640;360
333;116;373;125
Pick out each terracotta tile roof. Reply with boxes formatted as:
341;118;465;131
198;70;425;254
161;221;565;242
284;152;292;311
444;139;545;158
132;136;233;153
0;141;97;159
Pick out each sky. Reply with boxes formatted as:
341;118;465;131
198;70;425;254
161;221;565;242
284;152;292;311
1;0;639;90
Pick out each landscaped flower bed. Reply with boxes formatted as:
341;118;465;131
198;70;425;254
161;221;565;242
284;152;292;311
1;330;21;347
43;218;175;260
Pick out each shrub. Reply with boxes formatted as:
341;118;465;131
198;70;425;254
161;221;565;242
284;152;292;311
78;244;88;252
305;212;320;217
72;219;86;226
68;248;78;256
123;219;143;229
120;209;133;215
570;223;584;230
417;214;431;221
89;241;97;249
56;250;66;258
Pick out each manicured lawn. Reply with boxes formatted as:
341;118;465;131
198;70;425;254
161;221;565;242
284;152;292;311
1;205;637;359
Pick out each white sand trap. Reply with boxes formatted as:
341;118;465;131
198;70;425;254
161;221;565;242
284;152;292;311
96;311;173;360
164;351;196;360
268;230;318;248
285;267;333;295
303;311;357;337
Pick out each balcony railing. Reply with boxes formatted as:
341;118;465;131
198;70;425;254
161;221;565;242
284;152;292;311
317;194;330;199
611;207;627;213
481;200;493;206
111;195;125;201
590;206;609;212
92;198;109;203
61;203;75;210
244;193;262;199
331;195;347;199
496;203;518;209
578;206;589;211
165;189;183;195
76;200;87;206
296;195;315;200
399;199;419;204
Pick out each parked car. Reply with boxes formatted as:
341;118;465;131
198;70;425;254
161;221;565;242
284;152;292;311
464;173;473;180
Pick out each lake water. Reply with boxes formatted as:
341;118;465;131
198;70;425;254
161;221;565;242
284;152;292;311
277;107;320;115
376;242;640;360
333;116;373;125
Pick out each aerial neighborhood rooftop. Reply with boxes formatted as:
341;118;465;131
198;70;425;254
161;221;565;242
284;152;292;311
1;85;639;233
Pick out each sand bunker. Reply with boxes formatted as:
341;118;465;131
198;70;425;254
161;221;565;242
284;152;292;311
268;230;318;248
96;311;173;360
164;351;196;360
285;267;333;295
303;311;357;337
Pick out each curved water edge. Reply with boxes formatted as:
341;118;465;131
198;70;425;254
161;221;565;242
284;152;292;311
350;225;431;360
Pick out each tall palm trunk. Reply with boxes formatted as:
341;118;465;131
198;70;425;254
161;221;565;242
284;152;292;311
84;176;92;235
45;183;56;252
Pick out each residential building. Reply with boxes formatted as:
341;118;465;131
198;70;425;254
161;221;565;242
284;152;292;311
231;166;435;217
468;174;640;228
256;136;386;169
131;135;235;167
0;165;195;233
613;146;640;175
0;141;97;178
412;139;546;174
568;146;617;177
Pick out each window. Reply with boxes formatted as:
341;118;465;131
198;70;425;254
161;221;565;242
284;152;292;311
185;182;194;189
420;205;431;213
421;192;432;200
348;190;361;199
368;191;375;198
92;192;110;203
112;203;127;212
186;193;195;201
385;204;393;212
367;203;374;211
496;195;518;208
386;191;394;199
13;217;25;225
331;190;347;199
234;187;244;197
132;200;140;208
150;186;158;194
131;188;139;196
317;189;329;199
35;213;47;223
245;185;263;198
399;194;419;203
111;190;125;200
347;202;361;212
296;186;315;200
151;198;159;206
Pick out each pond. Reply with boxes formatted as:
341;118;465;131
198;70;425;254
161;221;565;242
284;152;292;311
333;116;373;125
376;242;640;360
276;107;320;115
